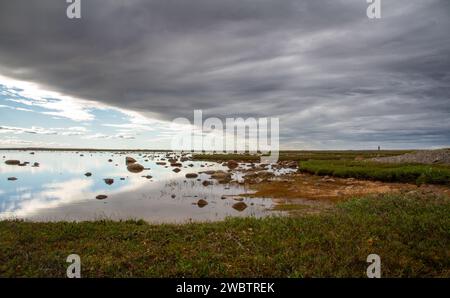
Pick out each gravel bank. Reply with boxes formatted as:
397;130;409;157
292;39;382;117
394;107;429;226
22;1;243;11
371;149;450;165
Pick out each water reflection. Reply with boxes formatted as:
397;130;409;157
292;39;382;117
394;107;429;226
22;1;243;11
0;150;275;223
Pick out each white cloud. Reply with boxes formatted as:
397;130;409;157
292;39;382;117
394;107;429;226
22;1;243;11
0;104;34;112
83;132;135;140
0;75;107;122
0;136;63;147
83;133;109;139
0;125;89;136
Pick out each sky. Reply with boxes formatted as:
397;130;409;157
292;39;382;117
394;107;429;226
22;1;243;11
0;0;449;150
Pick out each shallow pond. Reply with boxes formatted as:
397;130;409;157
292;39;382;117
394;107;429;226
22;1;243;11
0;150;276;223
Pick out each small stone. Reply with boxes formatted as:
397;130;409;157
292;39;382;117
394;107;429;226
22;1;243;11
85;172;92;177
127;163;144;173
197;199;208;208
227;160;239;169
185;173;198;178
96;195;108;200
232;202;248;211
202;180;212;186
126;157;137;164
104;178;114;185
7;177;18;181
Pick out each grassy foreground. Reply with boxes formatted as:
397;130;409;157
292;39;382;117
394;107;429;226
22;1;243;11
300;160;450;185
1;193;449;277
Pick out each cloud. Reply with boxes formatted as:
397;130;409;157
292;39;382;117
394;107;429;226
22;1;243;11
83;132;135;140
0;104;34;112
0;0;449;148
0;75;105;122
0;136;62;147
0;125;89;136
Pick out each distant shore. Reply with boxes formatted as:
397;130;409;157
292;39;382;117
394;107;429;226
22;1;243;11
0;148;172;152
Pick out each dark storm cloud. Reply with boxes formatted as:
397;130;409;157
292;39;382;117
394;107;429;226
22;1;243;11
0;0;449;148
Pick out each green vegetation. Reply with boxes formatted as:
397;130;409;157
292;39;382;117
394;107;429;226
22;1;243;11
192;153;260;162
278;150;413;161
192;150;411;163
1;193;449;277
299;160;450;185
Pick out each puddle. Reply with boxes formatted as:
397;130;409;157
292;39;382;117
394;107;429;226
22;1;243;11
0;150;278;223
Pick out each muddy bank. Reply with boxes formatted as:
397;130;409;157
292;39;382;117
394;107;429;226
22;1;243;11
241;172;450;213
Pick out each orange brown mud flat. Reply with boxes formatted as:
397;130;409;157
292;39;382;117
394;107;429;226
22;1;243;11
242;172;450;215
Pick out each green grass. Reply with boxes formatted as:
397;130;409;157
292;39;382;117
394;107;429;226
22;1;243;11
278;150;413;161
192;153;260;162
1;193;449;277
191;150;412;163
299;160;450;185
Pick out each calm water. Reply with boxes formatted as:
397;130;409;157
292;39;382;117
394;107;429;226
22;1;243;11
0;150;276;223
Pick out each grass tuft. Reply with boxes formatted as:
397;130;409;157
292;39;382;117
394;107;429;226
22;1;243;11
299;160;450;185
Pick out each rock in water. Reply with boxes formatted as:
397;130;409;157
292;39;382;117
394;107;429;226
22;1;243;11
7;177;18;181
185;173;198;178
127;163;144;173
5;160;20;165
202;180;212;186
104;178;114;185
197;199;208;208
96;195;108;200
210;171;232;184
227;160;239;169
232;202;248;212
85;172;92;177
126;156;137;164
172;168;181;173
